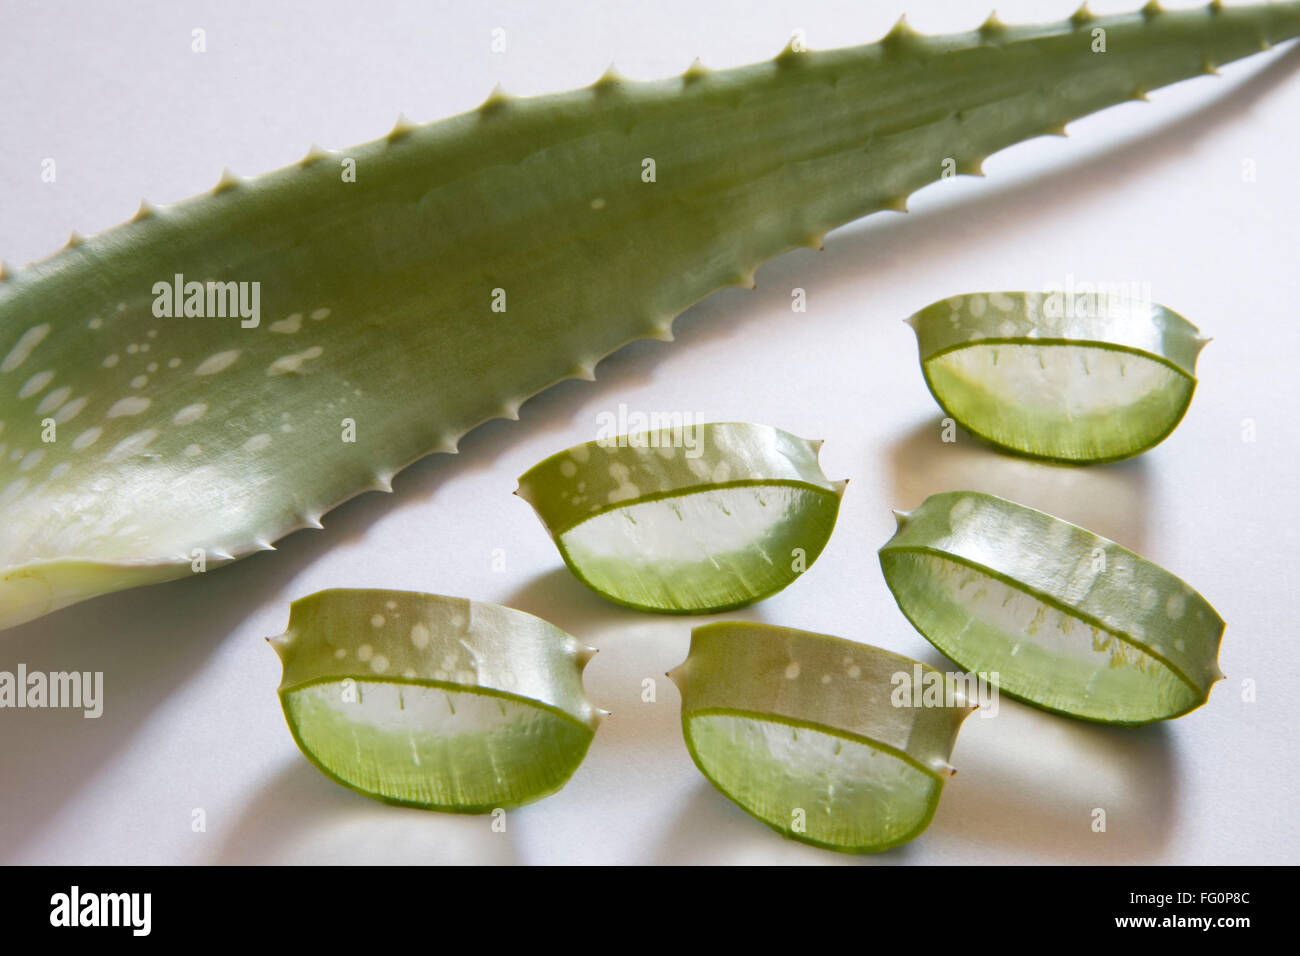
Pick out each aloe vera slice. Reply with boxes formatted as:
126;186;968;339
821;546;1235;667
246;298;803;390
515;422;845;613
879;491;1225;725
908;292;1207;462
668;622;973;853
269;589;602;811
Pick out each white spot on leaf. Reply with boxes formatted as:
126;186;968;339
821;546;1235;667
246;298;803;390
1;324;51;373
35;386;71;415
194;350;240;375
269;313;302;334
267;346;324;376
72;426;103;450
107;396;151;418
18;370;54;399
173;403;208;425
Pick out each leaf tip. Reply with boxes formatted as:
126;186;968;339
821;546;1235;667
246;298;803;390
892;508;912;530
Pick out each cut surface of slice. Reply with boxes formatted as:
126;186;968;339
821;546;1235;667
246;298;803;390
270;589;602;811
879;491;1225;724
669;622;973;853
908;292;1206;462
516;422;846;613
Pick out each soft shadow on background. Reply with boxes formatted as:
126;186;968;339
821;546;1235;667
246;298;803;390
889;416;1151;553
6;43;1299;862
218;758;518;864
932;704;1179;863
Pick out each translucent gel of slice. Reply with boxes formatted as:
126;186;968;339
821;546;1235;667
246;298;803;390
271;589;601;810
880;552;1200;723
517;423;846;614
684;714;941;851
557;484;840;612
908;293;1206;463
924;343;1194;462
669;622;973;853
879;491;1225;724
284;681;593;811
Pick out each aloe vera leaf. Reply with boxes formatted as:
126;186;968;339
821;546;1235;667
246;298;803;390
879;491;1225;725
269;589;602;811
668;621;973;853
908;292;1207;463
515;422;845;613
4;3;1299;632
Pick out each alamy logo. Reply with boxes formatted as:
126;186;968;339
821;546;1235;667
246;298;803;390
1027;274;1154;322
50;886;151;936
151;272;261;328
595;403;705;458
890;664;999;717
0;664;102;717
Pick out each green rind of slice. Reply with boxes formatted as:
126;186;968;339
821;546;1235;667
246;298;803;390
270;589;602;811
668;622;973;853
908;292;1207;463
516;422;846;614
879;491;1226;725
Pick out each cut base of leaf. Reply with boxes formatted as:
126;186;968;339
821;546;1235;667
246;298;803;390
683;712;943;852
923;342;1196;462
881;551;1202;724
284;680;593;812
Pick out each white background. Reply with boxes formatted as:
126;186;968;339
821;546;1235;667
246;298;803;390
1;0;1297;864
